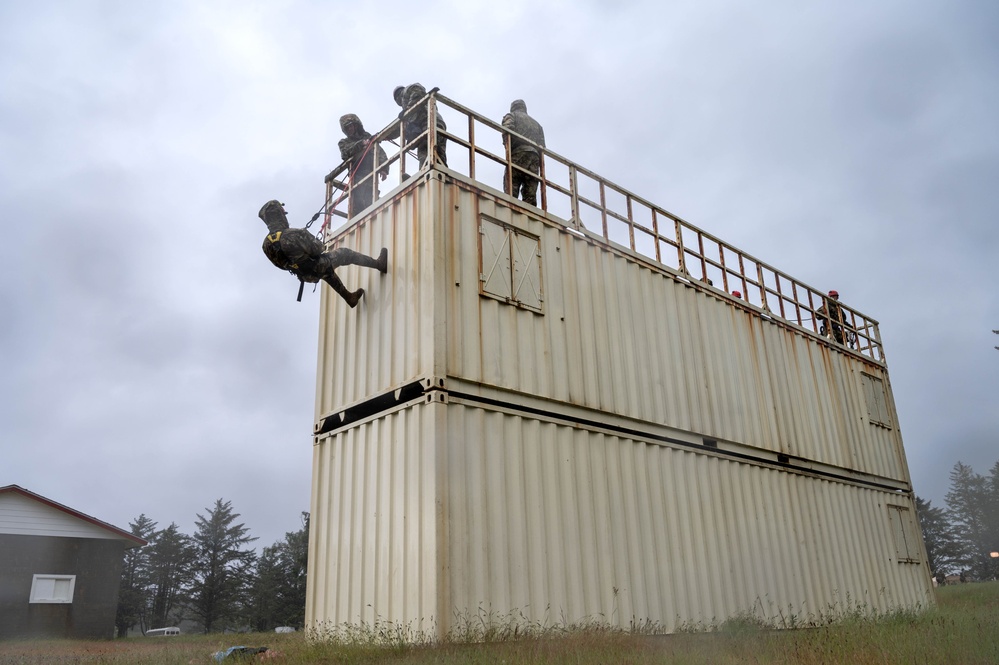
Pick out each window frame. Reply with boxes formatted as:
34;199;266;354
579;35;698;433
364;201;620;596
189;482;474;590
29;574;77;604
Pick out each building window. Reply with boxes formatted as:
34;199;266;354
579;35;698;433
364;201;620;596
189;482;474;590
478;216;543;313
861;372;892;428
29;574;76;603
887;505;920;564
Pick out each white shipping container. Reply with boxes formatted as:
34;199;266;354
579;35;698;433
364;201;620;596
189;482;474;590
307;153;931;637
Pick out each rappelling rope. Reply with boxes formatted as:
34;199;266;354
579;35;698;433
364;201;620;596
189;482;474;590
305;92;438;240
303;135;382;243
291;136;382;302
296;91;440;295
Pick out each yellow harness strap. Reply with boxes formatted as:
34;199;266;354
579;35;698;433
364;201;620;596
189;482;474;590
266;231;300;269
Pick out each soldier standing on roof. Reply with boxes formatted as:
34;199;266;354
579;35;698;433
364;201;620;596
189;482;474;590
501;99;546;206
816;289;848;344
389;83;447;168
338;114;389;218
258;200;387;308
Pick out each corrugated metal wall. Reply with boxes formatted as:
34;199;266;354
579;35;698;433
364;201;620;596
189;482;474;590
440;180;907;483
309;398;931;634
443;401;930;631
309;399;444;634
314;175;440;417
308;172;931;637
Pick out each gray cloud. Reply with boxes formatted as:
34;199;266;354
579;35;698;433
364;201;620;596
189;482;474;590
2;0;997;549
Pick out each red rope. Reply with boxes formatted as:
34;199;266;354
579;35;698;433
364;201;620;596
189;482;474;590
321;136;380;236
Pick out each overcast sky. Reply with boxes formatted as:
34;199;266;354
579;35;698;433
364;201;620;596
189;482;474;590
2;0;997;551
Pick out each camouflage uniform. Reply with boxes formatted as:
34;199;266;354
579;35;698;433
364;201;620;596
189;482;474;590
338;114;389;218
258;200;387;307
817;296;848;344
388;83;447;168
501;100;545;206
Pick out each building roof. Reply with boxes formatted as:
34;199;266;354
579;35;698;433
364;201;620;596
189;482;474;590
0;485;148;548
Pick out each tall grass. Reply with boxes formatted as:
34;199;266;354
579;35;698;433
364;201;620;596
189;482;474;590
1;583;997;664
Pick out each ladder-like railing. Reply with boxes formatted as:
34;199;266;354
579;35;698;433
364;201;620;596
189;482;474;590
323;90;885;364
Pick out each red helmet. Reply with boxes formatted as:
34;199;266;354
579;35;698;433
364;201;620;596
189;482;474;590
732;290;742;298
828;290;839;298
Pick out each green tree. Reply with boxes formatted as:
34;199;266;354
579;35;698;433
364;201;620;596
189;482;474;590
915;496;959;582
249;545;283;631
147;522;196;629
190;499;258;632
115;514;157;637
280;511;309;626
986;461;999;579
945;462;999;580
249;512;309;630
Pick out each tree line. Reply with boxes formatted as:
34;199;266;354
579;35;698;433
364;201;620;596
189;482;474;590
115;499;307;636
917;460;999;583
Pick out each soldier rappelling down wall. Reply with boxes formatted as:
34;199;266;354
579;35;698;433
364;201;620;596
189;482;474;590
258;200;387;307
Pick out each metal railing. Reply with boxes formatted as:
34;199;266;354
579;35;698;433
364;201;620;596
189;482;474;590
322;90;885;364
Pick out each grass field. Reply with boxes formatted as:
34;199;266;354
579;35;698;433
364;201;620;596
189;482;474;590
2;583;997;664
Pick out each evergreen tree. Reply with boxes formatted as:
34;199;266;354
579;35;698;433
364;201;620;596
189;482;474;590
190;499;258;632
249;545;284;631
147;523;196;629
115;514;157;637
945;462;997;580
248;512;309;630
914;496;958;582
280;512;309;626
986;461;999;579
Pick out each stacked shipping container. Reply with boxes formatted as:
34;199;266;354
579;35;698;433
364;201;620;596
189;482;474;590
306;168;932;637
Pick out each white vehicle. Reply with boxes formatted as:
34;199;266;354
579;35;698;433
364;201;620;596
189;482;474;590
146;627;181;636
274;626;296;633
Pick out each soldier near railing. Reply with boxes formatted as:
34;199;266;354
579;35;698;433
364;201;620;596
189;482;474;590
258;200;387;307
817;289;849;344
501;99;546;206
388;83;447;168
337;113;389;218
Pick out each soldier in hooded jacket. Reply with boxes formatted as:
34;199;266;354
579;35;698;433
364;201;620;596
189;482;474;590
258;200;387;308
501;99;546;206
338;113;389;218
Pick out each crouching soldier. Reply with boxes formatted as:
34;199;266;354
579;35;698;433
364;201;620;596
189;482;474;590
258;200;387;307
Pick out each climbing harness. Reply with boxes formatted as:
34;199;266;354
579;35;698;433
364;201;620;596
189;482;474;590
284;136;381;302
